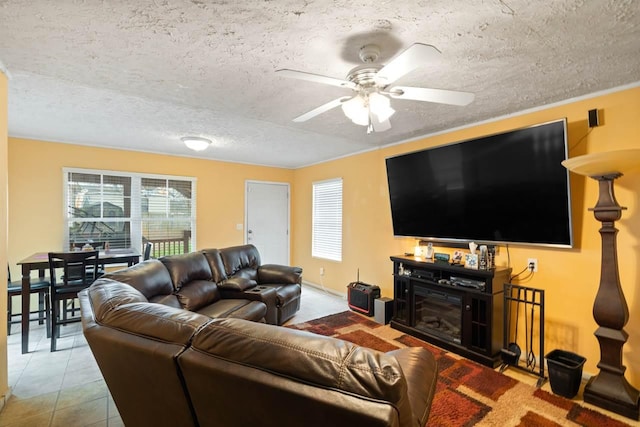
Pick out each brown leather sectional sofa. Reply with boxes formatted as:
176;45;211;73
79;244;438;426
103;244;302;325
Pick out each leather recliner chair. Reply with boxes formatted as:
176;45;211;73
212;244;302;325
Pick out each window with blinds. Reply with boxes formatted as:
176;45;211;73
312;178;342;262
64;168;196;257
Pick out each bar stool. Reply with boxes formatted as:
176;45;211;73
7;264;50;336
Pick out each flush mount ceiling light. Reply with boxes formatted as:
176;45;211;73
181;136;212;151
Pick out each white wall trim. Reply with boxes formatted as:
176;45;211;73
297;80;640;169
0;59;11;79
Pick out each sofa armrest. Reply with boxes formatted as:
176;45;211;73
258;264;302;285
218;277;257;292
388;347;438;426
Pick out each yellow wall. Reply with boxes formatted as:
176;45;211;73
5;85;640;389
0;68;9;404
292;85;640;382
7;139;294;278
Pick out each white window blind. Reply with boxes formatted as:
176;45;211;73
64;168;196;257
312;178;342;261
141;178;193;255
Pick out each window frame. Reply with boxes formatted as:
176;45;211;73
63;167;197;254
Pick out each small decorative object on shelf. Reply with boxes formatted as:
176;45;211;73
424;242;434;259
452;250;463;264
488;246;497;268
479;245;488;270
468;241;478;255
414;243;422;258
464;253;479;269
434;253;450;262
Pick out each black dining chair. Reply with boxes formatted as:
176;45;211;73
7;264;50;336
143;242;153;261
48;251;99;351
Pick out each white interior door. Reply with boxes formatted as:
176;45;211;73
245;181;290;265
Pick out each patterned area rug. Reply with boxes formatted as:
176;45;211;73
288;311;634;427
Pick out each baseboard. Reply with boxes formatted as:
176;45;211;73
302;280;347;299
0;387;12;413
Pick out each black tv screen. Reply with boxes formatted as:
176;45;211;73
385;119;573;247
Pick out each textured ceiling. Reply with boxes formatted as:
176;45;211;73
1;0;639;169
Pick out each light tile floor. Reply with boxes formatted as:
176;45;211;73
1;284;349;427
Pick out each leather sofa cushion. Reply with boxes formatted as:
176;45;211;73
219;244;260;280
149;294;182;309
160;252;213;290
175;280;220;311
218;277;257;291
201;248;227;283
196;300;267;322
104;259;174;299
190;318;413;425
87;279;212;344
258;264;302;285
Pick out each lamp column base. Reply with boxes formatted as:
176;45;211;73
583;326;639;421
584;374;639;420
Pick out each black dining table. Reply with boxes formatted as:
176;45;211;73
17;249;140;353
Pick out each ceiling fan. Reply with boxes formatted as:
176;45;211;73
276;43;475;133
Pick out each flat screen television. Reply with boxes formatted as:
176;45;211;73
385;118;573;248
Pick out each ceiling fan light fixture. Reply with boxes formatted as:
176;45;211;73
369;92;395;122
181;136;212;151
341;95;369;126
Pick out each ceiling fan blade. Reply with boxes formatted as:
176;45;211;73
276;69;356;89
376;43;441;85
388;86;475;106
293;96;352;122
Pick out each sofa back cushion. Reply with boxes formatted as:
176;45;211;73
219;244;261;281
192;318;409;399
86;279;211;343
103;259;178;307
160;252;213;290
201;248;227;283
180;318;414;426
175;280;221;312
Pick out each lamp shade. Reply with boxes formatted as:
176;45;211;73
341;95;369;126
369;92;395;122
562;149;640;177
181;136;212;151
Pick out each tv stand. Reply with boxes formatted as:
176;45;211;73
390;255;511;367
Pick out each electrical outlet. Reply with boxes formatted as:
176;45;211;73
320;267;325;276
527;258;538;272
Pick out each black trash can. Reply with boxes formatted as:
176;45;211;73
546;349;586;398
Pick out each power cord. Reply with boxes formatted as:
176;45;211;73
569;128;592;152
509;265;529;282
510;262;536;282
